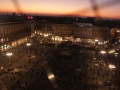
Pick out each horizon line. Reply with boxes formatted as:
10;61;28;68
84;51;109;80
0;12;119;20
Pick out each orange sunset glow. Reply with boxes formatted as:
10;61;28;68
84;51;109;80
0;0;120;18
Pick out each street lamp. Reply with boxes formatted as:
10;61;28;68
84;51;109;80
6;52;12;65
115;52;118;57
95;39;98;42
109;64;115;69
26;43;31;52
95;39;99;45
44;34;49;37
101;50;106;60
109;64;115;74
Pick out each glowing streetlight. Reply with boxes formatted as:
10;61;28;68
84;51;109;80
101;50;106;54
109;64;115;74
95;39;99;45
95;39;98;42
101;50;106;60
44;34;49;37
109;64;115;69
6;52;12;65
26;43;31;52
115;52;118;57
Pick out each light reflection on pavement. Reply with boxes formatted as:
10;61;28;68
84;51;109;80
43;61;60;90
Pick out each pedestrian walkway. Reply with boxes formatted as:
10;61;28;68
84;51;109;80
0;79;7;90
87;58;116;90
0;46;28;74
2;54;33;88
0;53;35;90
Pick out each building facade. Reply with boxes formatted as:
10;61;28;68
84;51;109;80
35;20;53;36
0;21;33;51
52;24;79;42
52;24;110;44
110;28;120;44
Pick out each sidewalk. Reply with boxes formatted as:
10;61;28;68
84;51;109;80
0;53;35;90
87;60;115;90
0;45;28;72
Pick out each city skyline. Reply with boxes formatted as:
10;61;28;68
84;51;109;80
0;4;120;89
0;0;120;19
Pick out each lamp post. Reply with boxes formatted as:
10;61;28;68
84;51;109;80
109;64;115;75
115;52;118;57
26;43;31;59
6;52;12;65
26;43;31;52
101;50;106;60
95;39;98;44
116;30;120;43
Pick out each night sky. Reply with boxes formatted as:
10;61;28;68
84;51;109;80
0;0;120;18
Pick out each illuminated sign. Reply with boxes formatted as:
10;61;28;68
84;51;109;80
28;16;33;19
